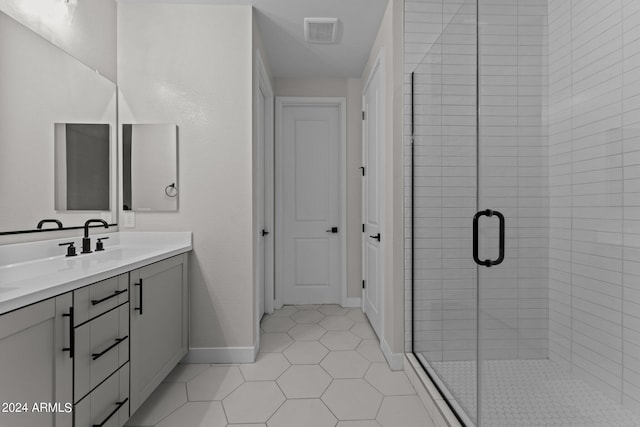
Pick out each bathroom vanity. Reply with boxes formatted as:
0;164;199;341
0;232;191;427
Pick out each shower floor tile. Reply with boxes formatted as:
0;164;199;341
428;358;640;426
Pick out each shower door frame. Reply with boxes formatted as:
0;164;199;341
409;1;482;424
410;69;478;427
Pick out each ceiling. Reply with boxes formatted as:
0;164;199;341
252;0;388;78
122;0;389;78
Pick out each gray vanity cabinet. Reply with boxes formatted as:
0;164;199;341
0;252;189;427
129;254;188;413
0;293;73;427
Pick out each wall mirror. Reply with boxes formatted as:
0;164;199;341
122;124;178;212
0;10;117;234
55;123;111;211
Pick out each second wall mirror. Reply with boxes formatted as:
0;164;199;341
122;123;178;212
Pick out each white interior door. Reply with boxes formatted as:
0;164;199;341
362;57;384;338
279;100;342;305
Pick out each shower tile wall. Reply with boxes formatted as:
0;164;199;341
478;0;549;361
404;0;445;354
547;0;640;415
405;0;549;362
404;0;479;362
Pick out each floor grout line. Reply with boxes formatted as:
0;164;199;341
130;305;428;427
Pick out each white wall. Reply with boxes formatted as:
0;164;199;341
118;3;257;359
0;0;116;81
548;0;640;414
361;0;406;365
273;78;363;302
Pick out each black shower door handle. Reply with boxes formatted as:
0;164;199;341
473;209;505;267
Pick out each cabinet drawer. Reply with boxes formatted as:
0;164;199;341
74;274;129;325
75;363;129;427
75;304;129;402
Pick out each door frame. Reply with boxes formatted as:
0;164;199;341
254;49;274;329
275;96;347;309
362;49;385;335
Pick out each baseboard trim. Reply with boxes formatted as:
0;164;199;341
182;345;257;364
253;339;260;360
342;297;362;308
380;338;404;371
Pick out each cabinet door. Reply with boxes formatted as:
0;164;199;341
0;294;73;427
129;254;188;413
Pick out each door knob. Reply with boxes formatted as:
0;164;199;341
370;233;381;241
326;227;339;233
261;229;270;236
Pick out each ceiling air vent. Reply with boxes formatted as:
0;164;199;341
304;18;339;44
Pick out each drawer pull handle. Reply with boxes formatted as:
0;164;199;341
62;307;74;359
92;336;128;361
92;398;128;427
91;289;128;306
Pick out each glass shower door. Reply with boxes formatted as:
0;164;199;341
476;0;549;424
410;0;479;424
412;0;640;425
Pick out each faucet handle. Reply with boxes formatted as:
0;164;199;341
58;242;77;257
95;237;110;252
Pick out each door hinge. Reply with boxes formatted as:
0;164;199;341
362;280;366;289
362;111;366;120
360;166;365;176
362;224;365;232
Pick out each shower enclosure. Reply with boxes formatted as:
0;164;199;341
406;0;640;425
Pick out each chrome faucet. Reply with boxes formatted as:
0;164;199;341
82;219;109;254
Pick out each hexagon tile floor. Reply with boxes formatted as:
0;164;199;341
124;304;432;427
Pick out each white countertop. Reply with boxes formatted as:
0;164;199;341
0;232;192;315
